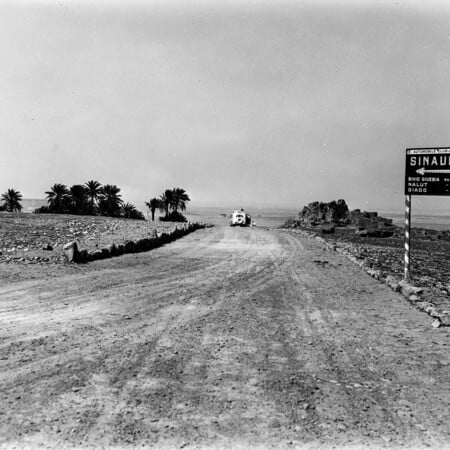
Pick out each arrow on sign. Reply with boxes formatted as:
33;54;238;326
416;167;450;175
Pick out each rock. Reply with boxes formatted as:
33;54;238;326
385;275;401;292
438;314;450;326
42;244;53;251
425;305;440;317
298;199;350;227
366;268;381;280
399;281;423;297
63;241;79;263
432;319;441;328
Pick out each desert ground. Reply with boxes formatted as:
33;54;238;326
1;224;450;449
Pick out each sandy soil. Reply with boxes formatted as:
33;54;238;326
1;226;450;449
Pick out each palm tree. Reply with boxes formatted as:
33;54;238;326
170;188;190;213
98;184;123;217
121;202;144;220
121;202;136;218
145;197;162;221
45;183;69;213
69;184;88;214
159;189;173;218
1;188;23;212
85;180;102;213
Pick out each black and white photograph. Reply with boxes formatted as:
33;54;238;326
1;0;450;448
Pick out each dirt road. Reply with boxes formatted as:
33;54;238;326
1;227;450;449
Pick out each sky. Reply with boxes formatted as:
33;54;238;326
2;0;450;213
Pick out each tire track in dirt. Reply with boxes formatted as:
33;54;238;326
1;227;450;448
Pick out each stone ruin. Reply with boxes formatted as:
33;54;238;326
299;199;350;227
287;199;396;237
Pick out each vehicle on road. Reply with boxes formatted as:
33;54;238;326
230;209;251;227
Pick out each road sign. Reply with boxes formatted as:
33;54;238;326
405;148;450;195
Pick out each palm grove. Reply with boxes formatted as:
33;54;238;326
1;184;190;222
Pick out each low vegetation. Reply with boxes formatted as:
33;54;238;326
34;181;145;220
1;184;191;223
146;188;190;222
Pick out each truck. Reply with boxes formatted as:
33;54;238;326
230;209;251;227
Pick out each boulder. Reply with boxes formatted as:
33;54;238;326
432;319;441;328
63;241;79;263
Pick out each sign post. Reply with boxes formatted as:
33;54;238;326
404;195;411;281
404;147;450;280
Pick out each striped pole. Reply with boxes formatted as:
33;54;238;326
404;195;412;281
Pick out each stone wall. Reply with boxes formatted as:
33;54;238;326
63;222;207;264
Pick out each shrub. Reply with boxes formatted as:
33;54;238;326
34;206;52;214
159;211;187;222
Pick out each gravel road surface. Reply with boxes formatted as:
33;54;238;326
1;226;450;449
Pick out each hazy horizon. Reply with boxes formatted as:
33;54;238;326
3;1;450;213
18;197;450;218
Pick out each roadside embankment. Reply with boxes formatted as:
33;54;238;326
62;222;206;263
0;212;208;265
278;227;450;327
